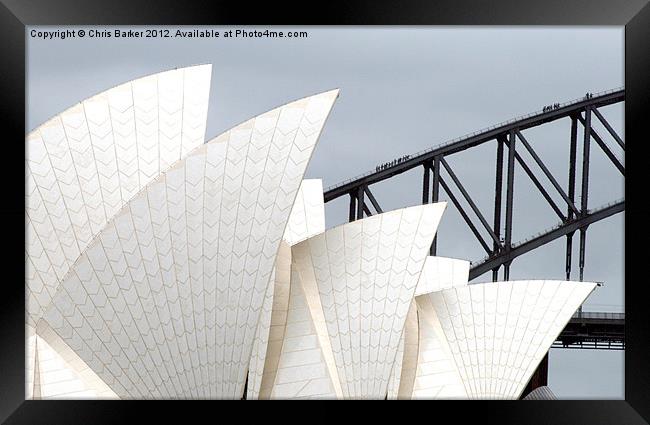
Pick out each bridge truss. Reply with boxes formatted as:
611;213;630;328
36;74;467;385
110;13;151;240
323;88;625;351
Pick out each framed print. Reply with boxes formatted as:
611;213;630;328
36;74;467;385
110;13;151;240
1;0;649;423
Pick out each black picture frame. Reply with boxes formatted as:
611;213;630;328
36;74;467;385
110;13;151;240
1;1;649;423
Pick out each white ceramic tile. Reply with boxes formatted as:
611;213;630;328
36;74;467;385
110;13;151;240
291;203;446;398
414;256;470;296
26;65;212;327
427;280;597;399
41;89;339;399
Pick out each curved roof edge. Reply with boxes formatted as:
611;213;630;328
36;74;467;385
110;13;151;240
425;280;597;399
27;65;213;325
40;88;340;399
28;64;213;133
414;256;470;296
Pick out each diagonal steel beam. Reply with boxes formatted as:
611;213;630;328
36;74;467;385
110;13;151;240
513;150;566;220
440;157;501;246
505;132;566;220
469;201;624;280
364;186;383;214
324;90;624;203
515;130;581;216
439;176;492;254
363;203;373;217
577;115;625;176
592;108;625;151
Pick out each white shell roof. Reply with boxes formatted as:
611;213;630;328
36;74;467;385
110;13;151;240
32;322;118;399
247;179;327;399
523;385;557;400
26;65;212;326
40;89;339;399
414;256;470;296
291;202;447;398
423;280;597;399
412;294;468;399
282;179;326;246
25;65;604;402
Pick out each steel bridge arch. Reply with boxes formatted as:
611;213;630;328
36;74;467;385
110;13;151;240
324;88;625;285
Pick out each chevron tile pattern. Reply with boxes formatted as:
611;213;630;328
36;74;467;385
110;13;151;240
265;182;343;399
283;179;326;246
414;256;470;296
270;269;340;399
386;323;405;399
412;293;467;399
523;385;557;400
246;266;275;399
390;299;419;399
279;244;344;399
291;203;446;399
425;280;597;399
32;322;118;399
249;180;327;399
26;65;212;327
26;65;603;401
256;241;293;399
390;256;470;400
406;256;470;399
40;89;339;399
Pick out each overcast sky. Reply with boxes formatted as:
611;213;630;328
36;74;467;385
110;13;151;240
26;26;625;399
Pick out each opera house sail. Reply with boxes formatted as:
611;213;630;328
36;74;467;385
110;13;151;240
26;65;598;400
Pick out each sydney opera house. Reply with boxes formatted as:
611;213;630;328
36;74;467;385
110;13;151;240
26;65;597;400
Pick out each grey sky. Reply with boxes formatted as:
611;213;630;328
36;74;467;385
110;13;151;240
26;26;625;399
